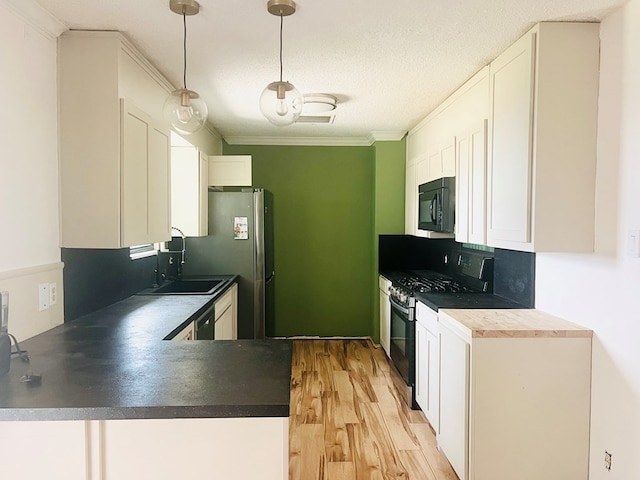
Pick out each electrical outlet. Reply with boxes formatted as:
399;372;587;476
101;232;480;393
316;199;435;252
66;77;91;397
605;450;612;471
49;283;58;306
38;283;50;312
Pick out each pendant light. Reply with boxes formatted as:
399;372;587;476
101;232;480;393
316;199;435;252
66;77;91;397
164;0;208;135
259;0;303;126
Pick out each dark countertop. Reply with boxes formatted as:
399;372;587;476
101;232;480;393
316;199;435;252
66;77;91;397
414;291;527;311
0;278;292;421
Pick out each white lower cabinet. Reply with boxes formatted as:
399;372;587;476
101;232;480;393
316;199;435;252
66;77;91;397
172;320;195;341
215;283;238;340
415;302;440;433
1;417;289;480
378;276;391;356
438;310;592;480
100;417;287;479
438;318;470;480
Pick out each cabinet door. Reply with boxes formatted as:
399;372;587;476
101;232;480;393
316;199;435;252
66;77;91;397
404;162;417;235
121;101;151;247
488;32;536;245
198;151;209;236
215;305;234;340
455;133;470;243
425;328;440;433
457;121;488;244
379;289;391;357
148;122;171;242
441;142;456;178
414;321;428;411
427;150;441;181
121;100;171;246
415;155;429;186
209;155;252;186
468;120;488;245
439;322;470;480
214;284;237;340
173;321;195;341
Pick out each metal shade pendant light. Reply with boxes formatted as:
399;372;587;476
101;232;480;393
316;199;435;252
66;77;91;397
259;0;303;126
164;0;208;135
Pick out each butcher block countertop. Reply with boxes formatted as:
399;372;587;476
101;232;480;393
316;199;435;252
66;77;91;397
439;308;593;339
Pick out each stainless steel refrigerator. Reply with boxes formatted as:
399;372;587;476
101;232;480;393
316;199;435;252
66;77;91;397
183;189;274;339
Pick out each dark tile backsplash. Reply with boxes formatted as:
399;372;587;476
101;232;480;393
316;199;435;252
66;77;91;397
379;235;455;272
61;248;157;322
493;248;535;307
379;235;536;307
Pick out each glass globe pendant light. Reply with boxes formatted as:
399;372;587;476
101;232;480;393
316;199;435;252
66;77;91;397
259;0;303;126
164;0;208;135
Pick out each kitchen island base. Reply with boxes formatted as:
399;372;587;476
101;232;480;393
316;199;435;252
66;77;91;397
2;417;288;480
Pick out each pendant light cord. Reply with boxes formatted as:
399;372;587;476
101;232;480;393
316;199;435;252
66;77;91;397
279;14;283;82
183;11;187;89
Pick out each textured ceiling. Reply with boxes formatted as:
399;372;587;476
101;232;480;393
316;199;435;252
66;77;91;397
33;0;626;144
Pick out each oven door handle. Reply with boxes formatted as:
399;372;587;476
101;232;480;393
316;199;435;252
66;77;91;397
390;297;413;318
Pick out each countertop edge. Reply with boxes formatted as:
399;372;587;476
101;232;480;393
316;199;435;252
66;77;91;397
0;404;290;421
440;309;593;339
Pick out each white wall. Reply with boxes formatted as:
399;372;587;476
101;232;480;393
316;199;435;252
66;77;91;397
535;1;640;478
0;1;61;271
0;1;66;339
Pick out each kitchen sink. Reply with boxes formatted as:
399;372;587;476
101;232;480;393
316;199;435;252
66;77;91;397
144;279;226;295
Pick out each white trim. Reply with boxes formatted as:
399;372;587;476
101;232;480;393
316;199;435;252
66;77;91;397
223;135;375;146
369;131;407;142
0;0;67;39
0;262;64;281
203;122;223;142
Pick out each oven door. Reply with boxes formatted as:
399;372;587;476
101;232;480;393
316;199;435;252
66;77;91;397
389;297;415;386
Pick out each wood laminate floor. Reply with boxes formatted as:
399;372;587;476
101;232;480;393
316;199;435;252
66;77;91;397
289;339;459;480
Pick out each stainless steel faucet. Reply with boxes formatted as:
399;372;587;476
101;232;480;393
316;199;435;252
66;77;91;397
170;227;186;265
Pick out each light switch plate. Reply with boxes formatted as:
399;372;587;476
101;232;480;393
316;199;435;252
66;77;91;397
38;283;50;311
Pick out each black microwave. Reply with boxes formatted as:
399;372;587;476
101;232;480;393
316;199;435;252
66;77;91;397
418;177;455;233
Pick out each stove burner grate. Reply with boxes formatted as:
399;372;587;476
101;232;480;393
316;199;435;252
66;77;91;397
397;275;474;294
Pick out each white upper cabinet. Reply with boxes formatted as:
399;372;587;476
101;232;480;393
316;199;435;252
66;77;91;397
171;144;209;237
121;101;171;246
456;119;488;245
404;161;417;235
208;155;252;187
59;31;173;248
407;67;489;238
487;23;599;252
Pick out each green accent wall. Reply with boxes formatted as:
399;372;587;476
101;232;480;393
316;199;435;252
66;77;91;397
371;139;406;342
223;143;374;337
223;141;405;339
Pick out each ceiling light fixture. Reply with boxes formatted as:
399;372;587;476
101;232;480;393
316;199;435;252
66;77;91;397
302;94;338;115
164;0;208;135
259;0;303;127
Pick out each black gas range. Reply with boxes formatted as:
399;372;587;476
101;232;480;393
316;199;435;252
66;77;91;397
384;266;525;410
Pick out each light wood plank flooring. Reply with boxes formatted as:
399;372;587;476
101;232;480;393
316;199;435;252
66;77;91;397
289;339;459;480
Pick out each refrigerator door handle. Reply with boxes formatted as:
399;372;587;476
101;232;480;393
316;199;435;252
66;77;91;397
266;271;275;283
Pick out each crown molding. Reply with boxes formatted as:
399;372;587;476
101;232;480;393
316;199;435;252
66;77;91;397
224;136;375;147
0;0;67;39
368;131;407;143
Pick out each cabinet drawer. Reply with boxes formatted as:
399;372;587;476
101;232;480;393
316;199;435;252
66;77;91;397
214;288;233;321
416;301;438;332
